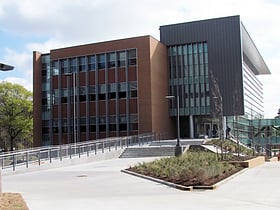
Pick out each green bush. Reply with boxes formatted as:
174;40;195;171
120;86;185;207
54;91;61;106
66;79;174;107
129;151;238;185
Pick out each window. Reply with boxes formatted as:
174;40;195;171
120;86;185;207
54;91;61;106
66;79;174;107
61;89;69;103
60;59;68;74
52;61;59;75
99;93;106;100
79;86;87;102
119;124;127;131
88;55;96;71
62;119;68;133
109;92;116;99
89;86;96;101
117;51;126;67
128;49;137;66
130;90;137;98
78;57;86;72
52;89;59;104
119;92;126;98
80;117;86;132
52;120;59;134
97;54;105;69
108;52;116;68
109;124;116;131
69;58;77;73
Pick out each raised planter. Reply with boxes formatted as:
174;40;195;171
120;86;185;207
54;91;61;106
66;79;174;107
230;156;265;168
266;157;278;162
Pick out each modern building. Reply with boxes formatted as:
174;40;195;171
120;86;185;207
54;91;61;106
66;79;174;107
33;15;270;147
33;36;174;146
160;15;270;142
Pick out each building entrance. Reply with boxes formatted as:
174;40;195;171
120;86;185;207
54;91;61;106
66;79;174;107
198;123;219;138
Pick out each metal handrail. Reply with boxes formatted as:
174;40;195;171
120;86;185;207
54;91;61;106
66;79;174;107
0;133;156;171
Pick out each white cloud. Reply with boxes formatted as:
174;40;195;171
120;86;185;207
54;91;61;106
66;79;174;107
3;48;32;78
0;0;279;118
0;77;32;91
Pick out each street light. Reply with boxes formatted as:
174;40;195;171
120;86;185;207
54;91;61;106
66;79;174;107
0;63;14;71
166;95;182;156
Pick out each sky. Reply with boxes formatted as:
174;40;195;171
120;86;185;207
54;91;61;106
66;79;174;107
0;0;279;118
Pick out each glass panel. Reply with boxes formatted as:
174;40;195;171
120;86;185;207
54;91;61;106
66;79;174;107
117;51;126;67
69;58;77;73
52;61;59;75
97;54;105;69
78;57;86;72
89;85;96;93
108;52;116;68
198;43;203;53
128;49;136;58
60;59;68;74
203;43;208;53
88;55;96;70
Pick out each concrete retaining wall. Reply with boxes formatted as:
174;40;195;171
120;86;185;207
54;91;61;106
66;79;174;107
230;156;265;168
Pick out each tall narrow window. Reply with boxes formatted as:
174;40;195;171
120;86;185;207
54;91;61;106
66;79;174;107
88;55;96;71
117;51;126;67
108;52;116;68
97;54;105;69
78;57;86;72
128;49;137;66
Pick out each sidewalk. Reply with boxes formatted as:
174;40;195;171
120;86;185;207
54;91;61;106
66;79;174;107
2;157;280;210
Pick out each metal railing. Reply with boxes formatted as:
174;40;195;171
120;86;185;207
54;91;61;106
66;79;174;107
0;133;156;171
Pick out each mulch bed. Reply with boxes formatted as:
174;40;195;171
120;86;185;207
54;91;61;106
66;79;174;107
127;166;244;187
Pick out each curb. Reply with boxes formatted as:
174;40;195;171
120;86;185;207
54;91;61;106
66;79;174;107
121;167;248;191
121;169;193;191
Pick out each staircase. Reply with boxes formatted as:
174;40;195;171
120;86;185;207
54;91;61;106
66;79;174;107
119;146;178;158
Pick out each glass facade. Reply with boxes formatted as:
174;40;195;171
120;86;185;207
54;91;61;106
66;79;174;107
41;54;52;145
168;42;210;116
40;49;138;145
243;62;264;119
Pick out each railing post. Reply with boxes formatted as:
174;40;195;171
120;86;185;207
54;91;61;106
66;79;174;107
95;143;97;155
87;144;89;157
26;152;29;168
49;148;52;163
69;145;72;159
38;150;41;166
102;141;104;153
78;145;81;158
60;146;62;161
109;140;111;152
1;156;4;169
12;154;16;171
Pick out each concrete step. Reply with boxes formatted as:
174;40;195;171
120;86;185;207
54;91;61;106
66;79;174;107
119;146;178;158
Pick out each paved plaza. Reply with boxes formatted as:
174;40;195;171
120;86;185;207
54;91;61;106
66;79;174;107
2;157;280;210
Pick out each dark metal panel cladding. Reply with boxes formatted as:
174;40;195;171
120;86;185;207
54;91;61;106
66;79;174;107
160;15;244;116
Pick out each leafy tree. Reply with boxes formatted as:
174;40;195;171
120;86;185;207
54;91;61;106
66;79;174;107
0;82;33;151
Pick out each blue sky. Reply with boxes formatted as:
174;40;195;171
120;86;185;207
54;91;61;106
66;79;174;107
0;0;279;118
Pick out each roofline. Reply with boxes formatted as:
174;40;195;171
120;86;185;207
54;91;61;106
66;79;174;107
241;22;270;75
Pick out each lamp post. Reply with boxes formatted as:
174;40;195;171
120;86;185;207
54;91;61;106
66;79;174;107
65;72;77;150
0;63;14;194
166;95;182;156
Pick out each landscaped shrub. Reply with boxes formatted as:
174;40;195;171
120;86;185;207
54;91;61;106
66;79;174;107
129;151;241;186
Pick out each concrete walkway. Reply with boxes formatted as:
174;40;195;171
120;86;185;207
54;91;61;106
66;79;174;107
2;157;280;210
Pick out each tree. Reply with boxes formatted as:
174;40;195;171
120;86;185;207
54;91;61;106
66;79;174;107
0;82;33;151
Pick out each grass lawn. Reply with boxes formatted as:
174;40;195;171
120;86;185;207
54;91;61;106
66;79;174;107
0;193;29;210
